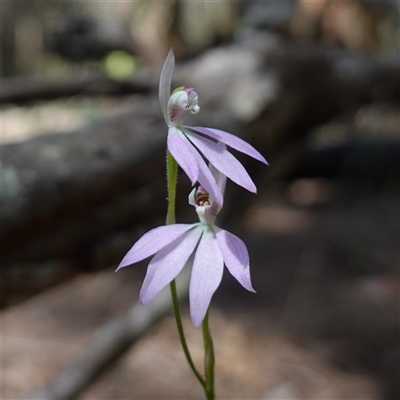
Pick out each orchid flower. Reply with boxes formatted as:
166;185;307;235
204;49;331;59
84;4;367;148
159;49;268;206
117;158;255;327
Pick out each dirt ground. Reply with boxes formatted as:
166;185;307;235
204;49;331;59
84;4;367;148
2;186;399;399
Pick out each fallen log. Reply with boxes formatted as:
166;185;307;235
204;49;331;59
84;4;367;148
1;101;172;306
1;102;165;238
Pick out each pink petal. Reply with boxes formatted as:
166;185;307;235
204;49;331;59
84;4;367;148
159;48;175;125
168;128;199;185
116;223;197;271
140;228;202;304
209;158;227;197
195;151;224;206
189;230;224;327
215;228;255;293
186;131;257;193
170;129;223;206
189;126;268;165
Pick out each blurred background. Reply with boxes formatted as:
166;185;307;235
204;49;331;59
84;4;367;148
1;1;399;399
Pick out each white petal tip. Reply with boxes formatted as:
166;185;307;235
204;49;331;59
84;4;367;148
139;296;148;305
192;319;202;328
141;291;158;305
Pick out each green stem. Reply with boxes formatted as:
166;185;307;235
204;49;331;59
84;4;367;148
166;150;178;225
166;150;206;389
202;309;215;400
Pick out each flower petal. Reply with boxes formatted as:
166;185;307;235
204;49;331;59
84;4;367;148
168;127;199;185
186;131;257;193
170;129;223;205
140;228;202;304
116;223;197;271
209;156;227;197
195;159;224;206
188;126;268;165
195;150;224;206
159;48;175;125
215;227;255;293
189;230;224;327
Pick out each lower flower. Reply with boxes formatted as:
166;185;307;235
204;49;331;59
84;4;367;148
117;222;255;327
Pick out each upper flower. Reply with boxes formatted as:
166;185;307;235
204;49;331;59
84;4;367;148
159;49;269;207
117;163;255;327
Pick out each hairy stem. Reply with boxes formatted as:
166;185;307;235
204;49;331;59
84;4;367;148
166;150;178;225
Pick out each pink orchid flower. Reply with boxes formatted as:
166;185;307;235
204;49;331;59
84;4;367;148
159;48;268;206
117;160;255;327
